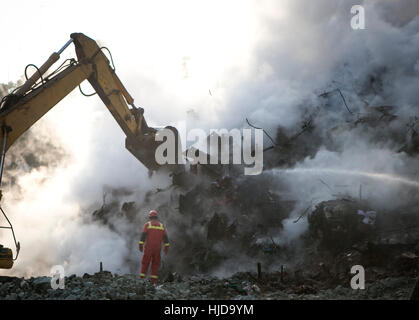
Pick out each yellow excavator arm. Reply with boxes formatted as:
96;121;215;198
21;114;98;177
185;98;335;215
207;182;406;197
0;32;173;171
0;33;183;269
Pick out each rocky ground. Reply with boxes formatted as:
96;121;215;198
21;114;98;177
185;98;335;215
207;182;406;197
0;270;417;300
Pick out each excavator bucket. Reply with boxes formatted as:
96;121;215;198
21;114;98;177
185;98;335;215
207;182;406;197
125;125;185;173
0;245;13;269
0;207;20;269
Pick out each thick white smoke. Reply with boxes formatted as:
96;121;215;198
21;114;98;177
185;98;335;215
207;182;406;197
255;0;419;248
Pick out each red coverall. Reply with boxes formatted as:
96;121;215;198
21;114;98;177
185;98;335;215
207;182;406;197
139;220;169;283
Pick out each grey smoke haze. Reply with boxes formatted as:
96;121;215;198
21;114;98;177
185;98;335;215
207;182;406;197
1;0;419;277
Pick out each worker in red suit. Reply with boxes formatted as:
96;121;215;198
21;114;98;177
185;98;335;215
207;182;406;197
138;210;169;284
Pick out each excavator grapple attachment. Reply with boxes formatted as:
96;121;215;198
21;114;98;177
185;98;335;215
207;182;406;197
0;245;13;269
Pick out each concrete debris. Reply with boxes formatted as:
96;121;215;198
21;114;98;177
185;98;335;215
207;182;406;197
308;199;376;252
0;271;416;300
357;210;376;225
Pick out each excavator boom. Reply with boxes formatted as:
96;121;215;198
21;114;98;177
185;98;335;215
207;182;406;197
0;32;178;171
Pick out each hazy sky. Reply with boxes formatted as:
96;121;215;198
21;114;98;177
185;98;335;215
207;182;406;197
1;0;255;117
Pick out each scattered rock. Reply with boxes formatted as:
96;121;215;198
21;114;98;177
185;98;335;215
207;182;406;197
0;270;416;300
33;277;51;292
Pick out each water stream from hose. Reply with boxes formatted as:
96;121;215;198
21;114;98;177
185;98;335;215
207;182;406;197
271;168;419;188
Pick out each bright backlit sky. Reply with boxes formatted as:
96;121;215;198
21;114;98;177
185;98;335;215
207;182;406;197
1;0;259;159
1;0;256;106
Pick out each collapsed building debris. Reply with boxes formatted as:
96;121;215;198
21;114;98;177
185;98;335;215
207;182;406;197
308;199;376;253
77;77;419;295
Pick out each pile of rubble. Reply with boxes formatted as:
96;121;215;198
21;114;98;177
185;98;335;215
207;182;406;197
88;172;419;276
0;270;417;300
81;78;419;278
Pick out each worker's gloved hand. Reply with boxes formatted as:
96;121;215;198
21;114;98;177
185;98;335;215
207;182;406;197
139;243;143;252
164;245;169;255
